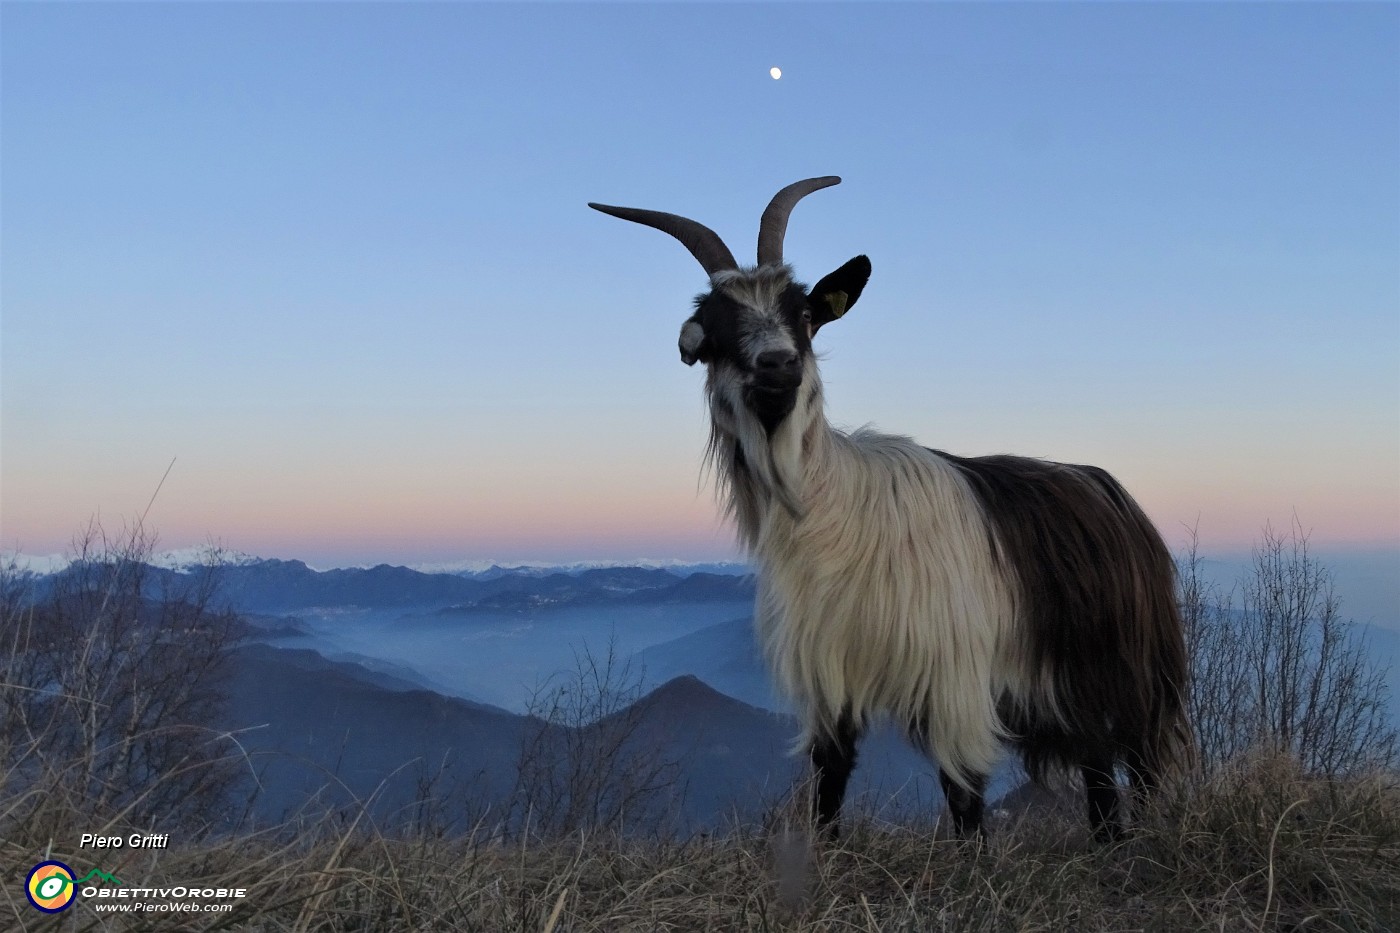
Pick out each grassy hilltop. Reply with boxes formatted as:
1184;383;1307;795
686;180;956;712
5;753;1399;931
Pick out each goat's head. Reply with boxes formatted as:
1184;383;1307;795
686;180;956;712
590;177;871;435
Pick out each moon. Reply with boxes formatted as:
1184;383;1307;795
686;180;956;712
770;67;782;80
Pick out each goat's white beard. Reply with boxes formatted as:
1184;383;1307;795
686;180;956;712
705;361;820;531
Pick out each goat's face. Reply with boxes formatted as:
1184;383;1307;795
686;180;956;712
679;257;871;434
588;177;868;434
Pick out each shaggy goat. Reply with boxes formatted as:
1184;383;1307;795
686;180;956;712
589;177;1192;841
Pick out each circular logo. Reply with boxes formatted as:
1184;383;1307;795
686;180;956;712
26;861;77;913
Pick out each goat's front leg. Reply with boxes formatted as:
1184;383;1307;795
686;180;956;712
938;768;987;838
809;713;860;837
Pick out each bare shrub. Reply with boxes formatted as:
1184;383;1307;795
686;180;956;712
0;522;244;841
1181;521;1397;776
508;640;684;839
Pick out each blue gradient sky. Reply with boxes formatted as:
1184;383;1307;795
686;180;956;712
3;2;1398;569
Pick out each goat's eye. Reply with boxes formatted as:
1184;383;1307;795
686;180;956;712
800;308;812;324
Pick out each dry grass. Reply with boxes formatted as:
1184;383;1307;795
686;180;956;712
5;754;1397;932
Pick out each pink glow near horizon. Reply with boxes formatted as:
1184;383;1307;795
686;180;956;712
6;474;1396;568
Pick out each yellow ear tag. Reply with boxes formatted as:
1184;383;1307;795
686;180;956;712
825;291;849;319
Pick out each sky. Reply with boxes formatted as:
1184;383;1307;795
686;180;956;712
3;2;1398;578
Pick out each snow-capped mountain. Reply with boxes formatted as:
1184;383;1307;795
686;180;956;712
414;558;751;579
6;552;71;575
9;546;264;576
149;546;265;572
9;549;748;580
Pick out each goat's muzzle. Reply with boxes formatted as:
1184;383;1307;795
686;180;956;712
753;349;802;389
745;355;802;433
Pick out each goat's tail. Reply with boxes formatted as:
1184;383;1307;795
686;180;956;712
1119;494;1197;789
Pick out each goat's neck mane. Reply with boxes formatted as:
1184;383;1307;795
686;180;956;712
704;360;832;552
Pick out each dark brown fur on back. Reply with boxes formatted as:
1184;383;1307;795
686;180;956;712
936;451;1193;785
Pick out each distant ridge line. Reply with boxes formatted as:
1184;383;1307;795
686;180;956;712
10;551;753;578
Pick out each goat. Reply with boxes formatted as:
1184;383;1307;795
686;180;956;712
589;177;1193;841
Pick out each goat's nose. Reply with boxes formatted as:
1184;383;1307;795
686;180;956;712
755;350;800;375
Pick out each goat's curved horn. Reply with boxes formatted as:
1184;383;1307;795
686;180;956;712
588;203;738;277
757;176;841;267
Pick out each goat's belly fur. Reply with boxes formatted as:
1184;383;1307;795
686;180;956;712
753;429;1022;790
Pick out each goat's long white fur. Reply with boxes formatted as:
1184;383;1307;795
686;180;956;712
712;359;1022;788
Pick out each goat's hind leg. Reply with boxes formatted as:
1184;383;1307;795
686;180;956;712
808;714;860;838
1083;755;1123;843
938;768;987;839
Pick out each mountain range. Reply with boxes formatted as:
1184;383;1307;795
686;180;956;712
24;554;754;614
15;554;1399;835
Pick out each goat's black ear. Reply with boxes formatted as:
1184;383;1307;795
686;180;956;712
678;317;707;366
807;255;871;332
